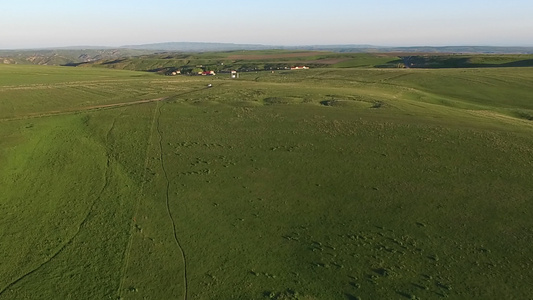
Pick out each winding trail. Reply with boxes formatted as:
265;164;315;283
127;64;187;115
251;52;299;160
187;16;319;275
0;113;118;297
116;100;160;297
156;101;189;300
116;86;213;299
0;86;211;298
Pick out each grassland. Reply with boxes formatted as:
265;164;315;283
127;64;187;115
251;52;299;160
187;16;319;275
403;54;533;69
0;49;152;66
76;51;404;73
80;51;533;74
1;63;533;299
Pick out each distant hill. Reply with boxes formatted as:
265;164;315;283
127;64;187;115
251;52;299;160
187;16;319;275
121;42;278;52
366;46;533;54
120;42;533;54
292;45;533;54
3;43;533;67
72;50;533;75
0;49;154;65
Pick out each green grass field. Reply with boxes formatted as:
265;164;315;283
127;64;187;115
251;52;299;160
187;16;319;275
76;51;403;73
1;64;533;299
82;51;533;74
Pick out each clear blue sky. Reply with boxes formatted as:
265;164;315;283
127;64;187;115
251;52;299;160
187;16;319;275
1;0;532;49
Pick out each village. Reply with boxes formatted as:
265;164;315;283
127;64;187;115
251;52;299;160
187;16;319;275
166;65;309;76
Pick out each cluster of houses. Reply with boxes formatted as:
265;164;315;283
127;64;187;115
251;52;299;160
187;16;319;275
199;70;216;76
167;69;216;76
167;65;309;76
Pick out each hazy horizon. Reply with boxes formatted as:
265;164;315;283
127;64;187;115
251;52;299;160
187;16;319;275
1;0;532;50
3;42;533;52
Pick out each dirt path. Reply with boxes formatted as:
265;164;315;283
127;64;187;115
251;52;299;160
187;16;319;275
156;102;189;300
0;97;168;122
117;101;160;298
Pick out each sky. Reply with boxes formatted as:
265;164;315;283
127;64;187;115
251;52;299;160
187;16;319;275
1;0;532;49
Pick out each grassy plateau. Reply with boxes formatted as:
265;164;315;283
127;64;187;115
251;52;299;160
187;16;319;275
1;60;533;299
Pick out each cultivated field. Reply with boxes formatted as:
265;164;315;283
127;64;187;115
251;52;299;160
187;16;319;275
1;64;533;299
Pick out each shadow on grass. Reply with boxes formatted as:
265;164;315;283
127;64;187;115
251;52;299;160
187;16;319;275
397;291;416;299
398;56;533;69
102;59;126;65
344;293;361;300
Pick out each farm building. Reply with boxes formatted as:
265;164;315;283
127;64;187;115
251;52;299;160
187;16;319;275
291;66;310;70
199;70;216;76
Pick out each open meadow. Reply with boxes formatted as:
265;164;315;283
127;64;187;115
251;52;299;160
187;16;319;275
1;63;533;299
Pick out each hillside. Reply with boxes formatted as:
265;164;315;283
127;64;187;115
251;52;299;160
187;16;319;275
121;42;278;52
401;54;533;68
1;64;533;299
0;49;153;66
76;51;401;73
120;42;533;54
73;50;533;74
3;44;533;68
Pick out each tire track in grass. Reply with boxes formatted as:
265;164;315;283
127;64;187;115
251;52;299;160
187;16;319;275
1;87;208;297
156;101;188;300
1;84;216;123
117;101;160;298
0;97;168;122
0;112;119;297
116;86;212;299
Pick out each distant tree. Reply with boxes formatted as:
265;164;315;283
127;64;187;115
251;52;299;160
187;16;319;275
180;67;193;74
191;67;204;74
205;65;221;72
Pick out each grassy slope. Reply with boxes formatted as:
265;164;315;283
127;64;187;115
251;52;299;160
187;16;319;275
405;54;533;68
0;65;208;120
83;51;533;73
1;66;533;299
0;49;153;66
85;52;402;72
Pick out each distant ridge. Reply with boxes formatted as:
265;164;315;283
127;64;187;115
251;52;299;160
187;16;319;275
119;42;533;54
0;48;153;65
3;42;533;54
3;43;533;66
120;42;278;52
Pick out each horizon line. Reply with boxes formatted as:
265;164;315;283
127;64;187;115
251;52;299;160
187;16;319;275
2;42;533;51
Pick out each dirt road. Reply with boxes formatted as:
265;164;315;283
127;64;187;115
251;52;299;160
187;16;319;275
0;97;168;122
